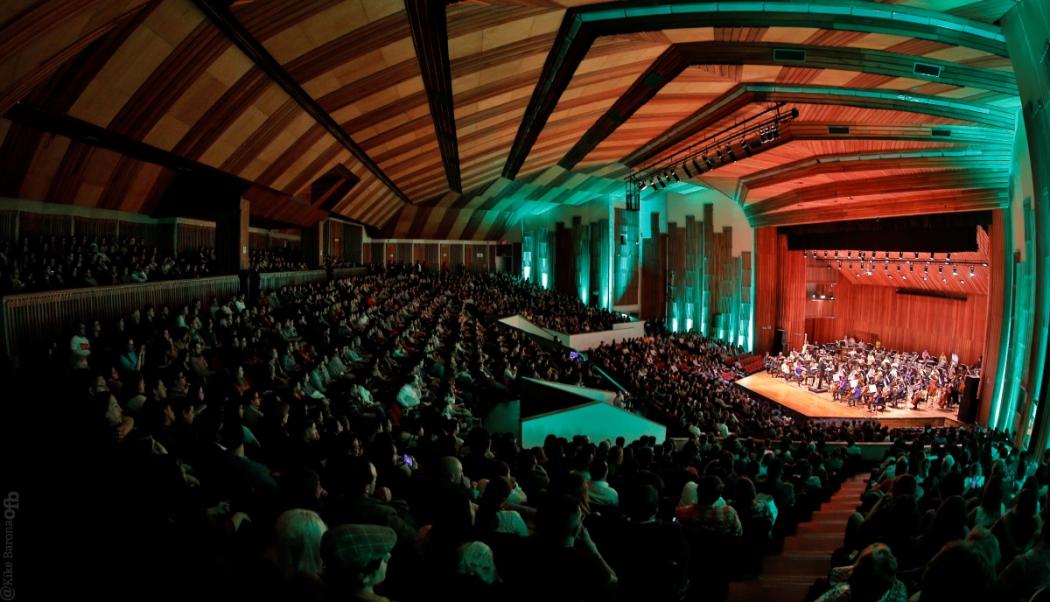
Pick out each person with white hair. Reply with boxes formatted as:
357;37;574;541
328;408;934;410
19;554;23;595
266;508;328;598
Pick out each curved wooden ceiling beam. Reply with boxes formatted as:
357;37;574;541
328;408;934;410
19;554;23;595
750;187;1008;227
787;122;1014;146
503;0;1007;180
739;147;1011;199
746;168;1010;217
558;40;1016;170
623;83;1014;168
405;0;460;193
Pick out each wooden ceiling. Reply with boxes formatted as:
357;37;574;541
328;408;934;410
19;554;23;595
0;0;1021;237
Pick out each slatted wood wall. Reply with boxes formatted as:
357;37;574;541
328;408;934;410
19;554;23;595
642;203;751;345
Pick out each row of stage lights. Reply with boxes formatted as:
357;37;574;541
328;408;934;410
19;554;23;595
627;105;799;196
802;250;988;284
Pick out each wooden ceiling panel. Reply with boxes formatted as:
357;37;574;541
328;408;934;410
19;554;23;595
0;1;1024;237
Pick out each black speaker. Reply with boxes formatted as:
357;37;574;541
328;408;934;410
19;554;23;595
773;329;786;354
958;375;981;423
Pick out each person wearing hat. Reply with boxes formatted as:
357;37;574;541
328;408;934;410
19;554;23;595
322;524;397;602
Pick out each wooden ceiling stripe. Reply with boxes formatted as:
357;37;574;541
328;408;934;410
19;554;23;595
749;169;1010;217
45;141;93;205
0;121;43;196
884;38;955;56
282;141;343;196
255;123;327;188
0;0;155;114
230;0;345;41
751;188;1007;227
503;1;1007;180
317;59;420;114
284;12;411;83
787;122;1013;146
24;0;160;115
557;45;686;169
624;83;1012;168
194;0;410;204
714;27;768;43
172;67;270;160
220;99;301;175
407;204;432;239
446;4;554;38
109;20;230;141
98;156;142;210
741;150;1007;194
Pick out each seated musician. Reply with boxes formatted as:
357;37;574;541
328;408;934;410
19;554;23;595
870;385;886;413
780;358;790;380
850;381;863;407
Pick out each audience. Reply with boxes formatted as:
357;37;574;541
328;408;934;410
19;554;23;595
0;233;215;292
21;265;1049;602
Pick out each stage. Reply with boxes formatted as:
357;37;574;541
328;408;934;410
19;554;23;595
735;372;963;428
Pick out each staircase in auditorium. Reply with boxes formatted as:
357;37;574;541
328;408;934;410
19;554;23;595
729;475;868;602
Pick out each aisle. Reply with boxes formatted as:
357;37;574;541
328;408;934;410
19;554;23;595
727;475;868;602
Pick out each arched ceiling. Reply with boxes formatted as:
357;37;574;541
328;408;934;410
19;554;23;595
0;0;1020;238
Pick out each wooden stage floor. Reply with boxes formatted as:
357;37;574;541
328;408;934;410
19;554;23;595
736;372;962;428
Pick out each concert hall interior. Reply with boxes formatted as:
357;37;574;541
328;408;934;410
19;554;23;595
1;1;1049;602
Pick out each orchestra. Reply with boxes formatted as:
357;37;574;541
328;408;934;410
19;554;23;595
763;338;978;414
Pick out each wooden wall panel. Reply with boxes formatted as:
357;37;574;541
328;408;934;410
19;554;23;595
176;223;215;253
448;243;464;269
977;209;1005;423
755;227;777;353
833;284;987;364
73;216;118;239
776;231;808;352
614;208;639;306
249;231;269;250
20;212;71;237
641;212;666;321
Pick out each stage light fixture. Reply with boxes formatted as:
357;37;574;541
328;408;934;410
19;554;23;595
638;180;648;191
742;140;753;157
670;168;680;182
981;262;988;267
969;266;975;277
692;159;703;175
703;155;715;169
726;146;737;162
682;163;693;178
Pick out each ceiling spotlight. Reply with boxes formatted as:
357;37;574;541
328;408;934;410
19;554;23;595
726;146;737;162
669;168;680;182
969;266;975;277
692;159;704;175
703;155;715;169
682;163;693;178
981;262;988;267
960;280;965;284
638;180;649;191
715;148;725;162
742;140;753;157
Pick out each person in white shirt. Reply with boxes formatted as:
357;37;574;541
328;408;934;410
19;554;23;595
70;323;91;358
588;459;619;507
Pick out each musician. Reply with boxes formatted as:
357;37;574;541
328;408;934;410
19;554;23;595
816;359;827;389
